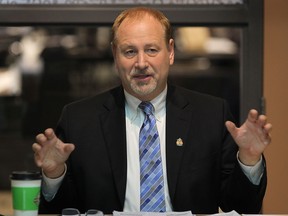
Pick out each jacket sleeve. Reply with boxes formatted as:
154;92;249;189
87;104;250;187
39;105;81;214
219;101;267;214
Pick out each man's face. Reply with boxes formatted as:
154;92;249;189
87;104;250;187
113;14;174;101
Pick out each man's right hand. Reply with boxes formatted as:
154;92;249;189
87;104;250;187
32;128;75;179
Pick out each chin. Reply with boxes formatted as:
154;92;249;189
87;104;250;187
133;85;156;96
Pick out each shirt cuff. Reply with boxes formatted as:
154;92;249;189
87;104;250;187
41;164;67;201
237;152;264;185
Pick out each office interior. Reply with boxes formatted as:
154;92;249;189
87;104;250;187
0;0;288;214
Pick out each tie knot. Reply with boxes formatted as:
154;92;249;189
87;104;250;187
139;101;154;116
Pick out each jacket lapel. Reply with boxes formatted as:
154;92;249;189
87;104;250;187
166;85;192;202
99;85;193;207
100;87;127;207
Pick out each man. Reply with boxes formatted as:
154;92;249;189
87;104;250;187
32;7;272;215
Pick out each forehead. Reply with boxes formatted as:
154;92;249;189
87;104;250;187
116;15;166;42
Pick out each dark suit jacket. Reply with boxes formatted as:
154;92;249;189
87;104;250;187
39;85;267;214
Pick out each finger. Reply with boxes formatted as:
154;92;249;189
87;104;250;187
260;122;272;145
257;115;268;127
35;133;48;144
64;143;75;154
34;154;43;167
263;123;272;142
44;128;56;140
261;133;271;146
264;123;273;133
32;144;44;167
32;143;42;153
248;109;258;123
265;136;271;145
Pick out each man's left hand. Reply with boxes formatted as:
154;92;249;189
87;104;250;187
225;109;272;166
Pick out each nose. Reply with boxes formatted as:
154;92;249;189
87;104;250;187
135;51;148;70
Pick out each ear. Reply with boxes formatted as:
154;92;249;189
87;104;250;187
168;39;175;65
111;42;116;58
111;42;119;74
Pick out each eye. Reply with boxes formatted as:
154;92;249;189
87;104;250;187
123;49;137;58
146;48;158;56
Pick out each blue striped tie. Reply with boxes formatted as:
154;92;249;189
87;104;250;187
139;101;165;212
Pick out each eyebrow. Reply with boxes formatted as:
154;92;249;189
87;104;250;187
119;43;160;49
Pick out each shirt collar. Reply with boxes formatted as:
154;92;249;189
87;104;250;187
124;86;167;122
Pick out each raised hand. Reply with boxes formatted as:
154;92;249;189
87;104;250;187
225;109;272;166
32;128;75;178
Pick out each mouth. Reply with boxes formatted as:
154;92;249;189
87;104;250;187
133;74;152;82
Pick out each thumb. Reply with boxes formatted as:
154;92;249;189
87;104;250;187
225;121;237;137
63;143;75;155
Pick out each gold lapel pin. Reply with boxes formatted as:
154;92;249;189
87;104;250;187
176;138;183;146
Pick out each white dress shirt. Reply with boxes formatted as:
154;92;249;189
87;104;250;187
123;86;172;211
